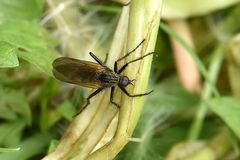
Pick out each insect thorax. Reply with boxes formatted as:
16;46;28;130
99;71;119;87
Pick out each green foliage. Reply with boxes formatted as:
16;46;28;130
116;78;200;159
0;0;57;75
0;42;19;67
39;78;59;132
57;100;76;121
0;86;31;124
0;20;57;75
0;0;61;159
0;133;53;160
0;147;20;153
0;0;43;21
47;139;59;154
207;97;240;139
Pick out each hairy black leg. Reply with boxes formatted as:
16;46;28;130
89;52;113;72
110;87;120;108
89;52;104;65
114;61;118;72
74;88;104;116
117;39;145;62
114;39;145;73
119;85;153;97
118;52;154;74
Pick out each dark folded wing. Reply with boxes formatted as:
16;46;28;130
52;57;106;89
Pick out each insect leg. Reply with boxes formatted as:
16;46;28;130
114;61;118;72
89;52;104;65
119;85;153;97
117;52;154;74
117;39;145;62
110;87;120;108
104;53;109;64
75;88;104;116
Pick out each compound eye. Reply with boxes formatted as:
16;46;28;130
121;76;129;86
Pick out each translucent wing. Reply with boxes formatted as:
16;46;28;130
52;57;107;89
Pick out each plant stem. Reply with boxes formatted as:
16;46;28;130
187;44;224;140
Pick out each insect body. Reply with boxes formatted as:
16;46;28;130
53;58;117;88
52;40;153;112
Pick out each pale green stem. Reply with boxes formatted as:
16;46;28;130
187;44;224;140
87;0;162;159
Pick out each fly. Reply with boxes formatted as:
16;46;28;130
52;39;153;113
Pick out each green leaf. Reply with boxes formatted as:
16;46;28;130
0;85;32;125
39;78;59;131
207;97;240;139
0;20;58;75
147;78;199;113
162;0;240;19
0;41;19;67
0;133;53;160
0;0;57;75
0;147;20;153
0;0;44;21
57;100;76;121
47;139;59;154
0;120;26;146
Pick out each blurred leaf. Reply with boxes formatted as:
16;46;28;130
0;120;26;147
0;0;44;21
152;30;174;80
116;111;191;160
148;78;199;113
0;20;58;75
116;78;200;159
0;133;53;160
57;100;75;121
0;85;31;125
0;147;20;153
207;97;240;139
162;0;240;19
0;0;56;76
0;41;19;67
226;33;240;97
213;3;240;40
39;78;59;131
166;128;231;160
47;139;59;154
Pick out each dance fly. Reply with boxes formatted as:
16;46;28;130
52;39;153;112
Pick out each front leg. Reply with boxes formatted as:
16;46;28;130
75;88;104;116
89;52;104;65
118;85;153;97
110;87;120;108
103;53;109;64
114;61;118;73
117;52;154;74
